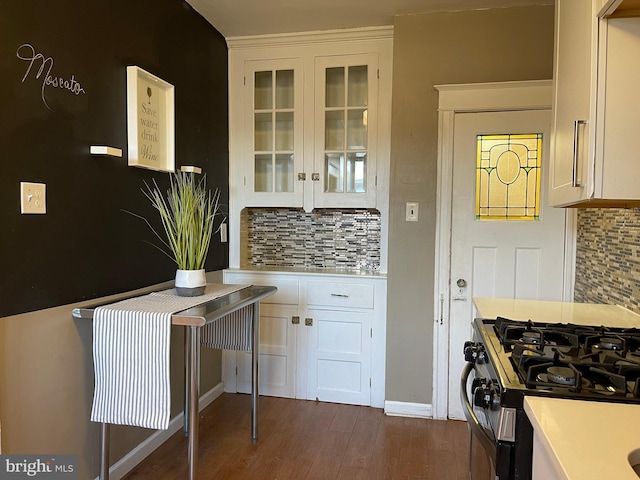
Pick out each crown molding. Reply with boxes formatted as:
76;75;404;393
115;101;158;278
227;25;394;49
435;80;553;112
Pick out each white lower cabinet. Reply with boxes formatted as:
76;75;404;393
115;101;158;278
531;433;560;480
222;269;386;408
235;304;298;398
306;308;371;405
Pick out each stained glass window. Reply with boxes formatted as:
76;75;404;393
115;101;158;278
475;133;542;221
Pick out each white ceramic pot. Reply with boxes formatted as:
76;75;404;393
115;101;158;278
175;269;206;297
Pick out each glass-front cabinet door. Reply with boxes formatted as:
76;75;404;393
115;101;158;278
314;53;378;208
244;59;304;207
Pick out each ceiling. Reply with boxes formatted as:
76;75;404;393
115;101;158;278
186;0;553;38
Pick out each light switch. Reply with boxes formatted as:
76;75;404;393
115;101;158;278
220;222;228;243
20;182;46;214
406;202;418;222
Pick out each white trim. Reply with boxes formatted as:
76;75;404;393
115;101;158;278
227;25;394;49
432;108;455;421
563;209;578;302
96;382;225;480
435;80;553;112
599;0;624;17
384;401;432;419
432;80;575;421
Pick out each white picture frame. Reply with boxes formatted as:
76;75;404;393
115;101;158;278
126;66;175;172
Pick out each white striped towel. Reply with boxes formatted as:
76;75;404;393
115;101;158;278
91;283;248;430
201;305;253;351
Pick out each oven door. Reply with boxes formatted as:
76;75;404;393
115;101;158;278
461;362;497;480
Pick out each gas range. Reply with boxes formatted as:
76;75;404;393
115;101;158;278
479;316;640;403
462;316;640;480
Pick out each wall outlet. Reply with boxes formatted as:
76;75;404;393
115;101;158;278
20;182;46;214
406;202;419;222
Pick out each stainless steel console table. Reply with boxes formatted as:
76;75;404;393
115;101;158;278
72;284;277;480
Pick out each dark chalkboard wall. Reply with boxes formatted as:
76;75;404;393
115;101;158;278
0;0;229;317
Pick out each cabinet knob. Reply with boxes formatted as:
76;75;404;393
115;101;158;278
292;316;300;325
305;318;313;326
311;173;320;181
297;173;306;181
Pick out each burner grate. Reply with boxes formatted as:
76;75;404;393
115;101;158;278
487;317;640;401
525;361;628;396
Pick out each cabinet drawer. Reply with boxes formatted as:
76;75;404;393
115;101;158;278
224;274;299;305
307;281;374;309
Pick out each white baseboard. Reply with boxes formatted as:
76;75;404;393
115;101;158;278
96;382;225;480
384;400;433;419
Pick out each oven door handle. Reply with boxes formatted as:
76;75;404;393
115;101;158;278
460;362;498;459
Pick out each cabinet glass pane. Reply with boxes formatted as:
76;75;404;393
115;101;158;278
275;154;294;192
348;65;368;107
325;111;344;150
255;71;272;109
321;61;371;196
252;67;297;195
275;112;294;151
254;112;273;151
346;153;366;193
275;70;294;109
347;109;368;149
325;153;344;193
326;67;345;107
255;154;273;192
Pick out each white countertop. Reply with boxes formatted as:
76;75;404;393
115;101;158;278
474;297;640;328
224;266;387;279
524;396;640;480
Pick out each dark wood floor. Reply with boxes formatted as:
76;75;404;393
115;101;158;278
122;393;470;480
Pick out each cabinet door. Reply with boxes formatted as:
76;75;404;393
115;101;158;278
313;53;378;208
598;17;640;201
306;308;371;405
236;304;298;398
549;0;599;206
244;59;304;207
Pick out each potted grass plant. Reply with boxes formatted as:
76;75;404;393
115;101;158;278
128;171;221;296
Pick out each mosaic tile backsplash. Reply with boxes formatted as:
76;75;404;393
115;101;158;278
241;208;381;270
574;208;640;314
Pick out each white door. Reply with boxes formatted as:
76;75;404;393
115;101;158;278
306;308;372;405
237;304;298;398
447;109;567;419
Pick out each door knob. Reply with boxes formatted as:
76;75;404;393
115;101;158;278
456;278;467;288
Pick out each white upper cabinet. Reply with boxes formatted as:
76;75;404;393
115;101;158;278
228;28;392;213
313;53;378;208
549;0;640;207
244;58;304;207
549;0;597;207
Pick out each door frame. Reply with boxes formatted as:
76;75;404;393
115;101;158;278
431;80;577;420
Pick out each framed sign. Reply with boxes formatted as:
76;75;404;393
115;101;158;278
126;66;175;172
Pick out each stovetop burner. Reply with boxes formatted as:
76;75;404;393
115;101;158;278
497;318;581;353
521;330;542;344
484;317;640;401
544;366;577;386
597;337;624;350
